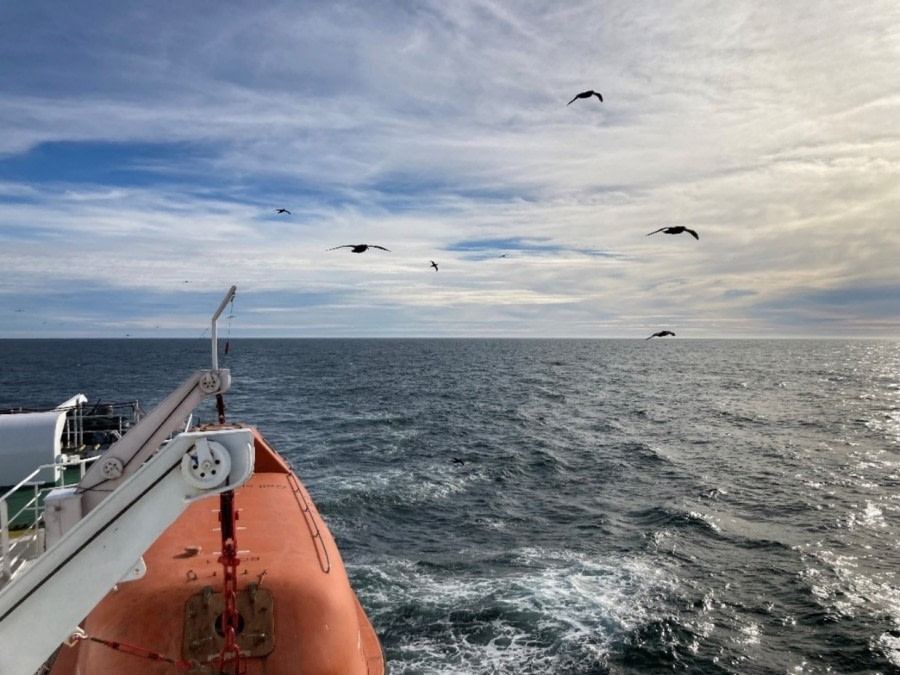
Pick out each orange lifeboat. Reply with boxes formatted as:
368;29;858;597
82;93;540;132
49;425;384;675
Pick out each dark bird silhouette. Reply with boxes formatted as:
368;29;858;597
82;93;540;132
498;254;508;258
275;208;291;214
430;260;439;271
567;90;603;105
327;244;391;253
646;226;699;240
452;457;465;465
646;330;676;340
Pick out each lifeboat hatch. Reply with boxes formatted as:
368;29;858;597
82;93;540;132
182;586;275;662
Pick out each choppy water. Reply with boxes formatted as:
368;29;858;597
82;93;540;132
2;338;899;674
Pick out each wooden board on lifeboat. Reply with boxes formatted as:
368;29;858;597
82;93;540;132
50;425;384;675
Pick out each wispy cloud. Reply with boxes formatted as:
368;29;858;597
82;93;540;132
1;1;898;337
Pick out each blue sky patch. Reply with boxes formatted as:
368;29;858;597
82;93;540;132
0;141;204;186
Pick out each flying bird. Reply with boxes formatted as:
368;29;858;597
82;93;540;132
646;330;676;340
452;457;465;465
567;90;603;105
275;208;291;214
430;260;439;271
646;226;699;240
327;244;391;253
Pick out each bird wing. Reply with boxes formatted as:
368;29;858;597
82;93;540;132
646;228;665;236
567;96;578;105
686;228;699;240
595;93;603;102
370;245;391;251
327;245;353;251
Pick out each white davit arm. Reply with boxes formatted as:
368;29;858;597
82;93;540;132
0;427;254;675
78;285;237;515
77;367;232;514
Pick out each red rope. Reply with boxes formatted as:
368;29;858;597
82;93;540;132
68;631;196;670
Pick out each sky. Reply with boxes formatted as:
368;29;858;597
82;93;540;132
1;1;898;338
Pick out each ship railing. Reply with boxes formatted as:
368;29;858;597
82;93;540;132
0;399;145;454
67;399;145;451
0;455;99;587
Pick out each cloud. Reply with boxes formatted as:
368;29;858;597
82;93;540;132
0;1;898;336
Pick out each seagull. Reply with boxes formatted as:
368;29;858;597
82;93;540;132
275;208;291;214
327;244;391;253
430;260;439;271
646;226;699;240
646;330;676;340
567;90;603;105
452;457;465;465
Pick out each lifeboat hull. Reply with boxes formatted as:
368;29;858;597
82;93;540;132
50;426;384;674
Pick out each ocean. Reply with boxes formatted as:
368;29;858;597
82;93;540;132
2;338;899;674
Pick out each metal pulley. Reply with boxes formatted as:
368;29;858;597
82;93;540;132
181;437;231;489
